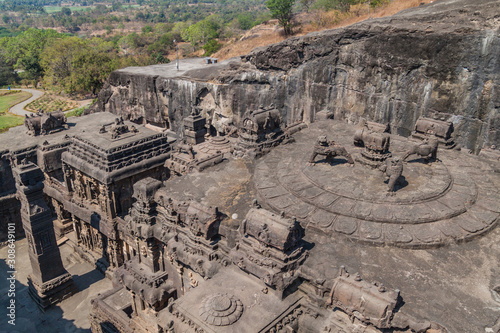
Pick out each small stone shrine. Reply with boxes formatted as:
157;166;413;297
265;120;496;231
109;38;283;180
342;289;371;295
230;207;308;297
183;107;207;145
354;119;392;167
233;106;288;158
24;110;68;136
412;117;455;149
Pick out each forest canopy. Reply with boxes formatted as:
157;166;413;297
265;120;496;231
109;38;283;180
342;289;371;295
0;0;390;94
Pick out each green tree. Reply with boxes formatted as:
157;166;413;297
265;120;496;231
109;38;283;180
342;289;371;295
111;1;122;11
151;52;170;64
155;23;174;34
71;48;115;94
173;21;190;36
370;0;389;8
142;25;153;33
61;7;71;16
3;29;60;81
182;15;222;47
0;54;18;87
202;39;222;56
40;36;119;94
237;13;255;30
41;37;82;90
93;4;108;14
299;0;314;12
265;0;295;35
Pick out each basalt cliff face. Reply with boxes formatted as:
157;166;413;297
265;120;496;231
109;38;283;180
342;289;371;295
92;0;500;151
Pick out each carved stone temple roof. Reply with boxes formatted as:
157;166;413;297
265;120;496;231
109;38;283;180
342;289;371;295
242;208;304;252
115;261;175;309
62;120;174;184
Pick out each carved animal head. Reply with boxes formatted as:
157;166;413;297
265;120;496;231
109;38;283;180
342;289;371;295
317;136;328;145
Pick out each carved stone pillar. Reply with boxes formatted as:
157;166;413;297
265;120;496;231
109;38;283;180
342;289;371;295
13;161;77;309
159;244;165;272
123;241;131;261
98;183;110;218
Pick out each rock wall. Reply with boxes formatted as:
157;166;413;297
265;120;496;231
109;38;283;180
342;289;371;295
92;0;500;151
94;62;288;135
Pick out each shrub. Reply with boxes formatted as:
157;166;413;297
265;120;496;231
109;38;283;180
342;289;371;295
370;0;390;8
203;39;223;56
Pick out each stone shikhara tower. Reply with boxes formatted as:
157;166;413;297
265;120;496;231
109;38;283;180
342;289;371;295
12;160;76;310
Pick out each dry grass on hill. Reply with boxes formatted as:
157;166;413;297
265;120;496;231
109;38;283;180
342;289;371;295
213;0;434;61
300;0;434;33
213;21;287;61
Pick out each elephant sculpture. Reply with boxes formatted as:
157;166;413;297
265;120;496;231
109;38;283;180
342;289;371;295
309;136;354;165
403;135;438;163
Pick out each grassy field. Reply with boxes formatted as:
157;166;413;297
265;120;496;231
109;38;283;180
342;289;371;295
65;105;88;117
0;91;31;132
0;113;24;132
25;93;79;113
44;5;94;13
0;90;32;112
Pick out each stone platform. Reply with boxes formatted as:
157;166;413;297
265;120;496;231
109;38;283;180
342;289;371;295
196;135;235;156
254;121;500;248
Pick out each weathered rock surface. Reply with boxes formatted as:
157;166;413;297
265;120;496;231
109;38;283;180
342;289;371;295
255;120;500;249
91;0;500;152
155;118;500;333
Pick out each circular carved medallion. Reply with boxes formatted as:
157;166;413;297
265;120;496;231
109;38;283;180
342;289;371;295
200;293;243;326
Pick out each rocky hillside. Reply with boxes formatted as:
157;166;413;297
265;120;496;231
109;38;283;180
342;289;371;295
92;0;500;152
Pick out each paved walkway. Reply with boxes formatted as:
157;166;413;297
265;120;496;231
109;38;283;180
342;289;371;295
0;238;112;332
1;88;44;116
